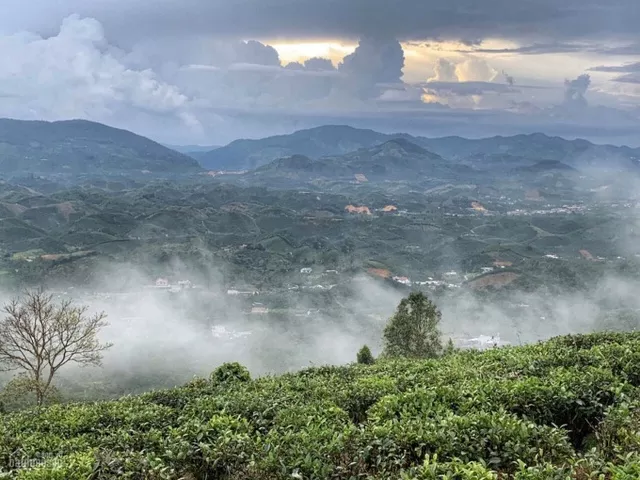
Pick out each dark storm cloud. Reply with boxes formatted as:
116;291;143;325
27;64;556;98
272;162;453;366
339;37;405;84
476;43;640;56
3;0;639;45
233;40;280;66
337;37;405;99
589;62;640;73
283;58;337;75
564;74;591;108
470;43;591;55
595;44;640;55
304;58;336;72
502;72;515;86
612;74;640;84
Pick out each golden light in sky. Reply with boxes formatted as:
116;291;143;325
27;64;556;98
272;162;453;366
268;38;594;86
268;40;508;81
269;41;356;65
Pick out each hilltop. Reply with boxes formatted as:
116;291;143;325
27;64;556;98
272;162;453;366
0;118;202;176
195;125;400;170
196;125;640;173
3;332;640;478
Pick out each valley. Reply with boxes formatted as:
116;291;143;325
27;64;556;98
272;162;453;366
0;120;639;369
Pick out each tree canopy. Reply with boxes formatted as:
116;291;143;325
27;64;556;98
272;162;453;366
383;291;442;358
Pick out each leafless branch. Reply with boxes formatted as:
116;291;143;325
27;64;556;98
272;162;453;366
0;290;112;405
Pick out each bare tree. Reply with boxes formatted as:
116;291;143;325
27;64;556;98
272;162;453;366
0;290;112;406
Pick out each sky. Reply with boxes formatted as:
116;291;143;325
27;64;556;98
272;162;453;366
1;1;640;146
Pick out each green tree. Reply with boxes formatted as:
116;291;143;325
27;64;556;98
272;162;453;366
383;291;443;358
356;345;375;365
0;290;112;406
443;338;457;356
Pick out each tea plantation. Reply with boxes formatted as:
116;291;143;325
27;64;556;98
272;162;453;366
4;332;640;479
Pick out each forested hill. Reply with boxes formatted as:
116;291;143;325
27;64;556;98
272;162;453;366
0;118;202;175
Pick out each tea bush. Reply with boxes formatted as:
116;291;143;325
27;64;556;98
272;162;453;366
211;362;252;385
2;332;640;478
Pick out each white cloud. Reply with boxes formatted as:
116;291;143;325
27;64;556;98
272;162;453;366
422;56;506;108
455;57;499;82
0;14;200;138
428;56;500;83
430;58;458;82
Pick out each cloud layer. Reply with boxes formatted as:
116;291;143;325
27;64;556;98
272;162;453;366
0;9;639;145
0;15;530;143
3;0;638;46
0;15;202;140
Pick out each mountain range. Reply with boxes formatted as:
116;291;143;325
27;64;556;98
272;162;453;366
245;138;468;185
192;125;640;174
2;119;640;179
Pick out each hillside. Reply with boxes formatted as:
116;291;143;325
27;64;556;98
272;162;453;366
513;160;577;174
247;139;450;183
198;125;640;174
0;118;202;175
196;125;397;170
421;133;640;171
0;165;636;294
3;332;640;478
163;144;221;154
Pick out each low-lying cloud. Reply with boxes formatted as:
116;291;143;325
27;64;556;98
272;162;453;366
1;255;640;398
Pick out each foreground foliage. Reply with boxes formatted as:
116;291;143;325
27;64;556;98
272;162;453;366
4;333;640;478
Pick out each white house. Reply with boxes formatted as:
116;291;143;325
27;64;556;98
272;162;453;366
155;278;170;288
392;276;412;286
227;289;259;296
300;268;313;274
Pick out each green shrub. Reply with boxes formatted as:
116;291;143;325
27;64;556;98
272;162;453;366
357;345;375;365
90;448;174;480
3;332;640;477
333;375;398;424
141;388;192;410
210;362;251;384
367;387;457;423
471;366;625;447
15;450;95;480
400;455;499;479
547;332;640;350
596;399;640;461
163;414;254;478
250;401;357;478
356;410;574;475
